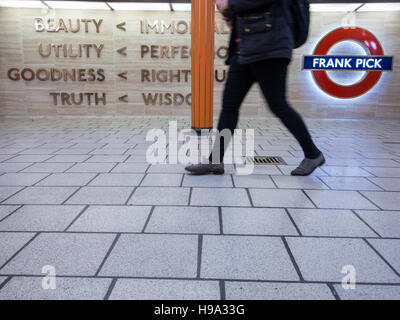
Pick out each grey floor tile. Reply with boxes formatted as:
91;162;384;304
0;150;22;157
67;163;116;173
147;164;186;173
191;188;251;207
287;237;400;283
66;187;133;205
334;284;400;300
0;187;23;202
5;155;53;163
368;178;400;191
86;155;128;163
360;152;396;159
69;205;151;232
322;167;372;177
359;159;400;167
55;148;93;155
232;175;275;188
0;173;49;186
109;279;220;300
201;236;299;281
321;177;381;191
146;206;219;234
0;276;112;300
99;234;198;278
21;163;74;173
289;209;376;237
324;159;363;166
0;163;33;173
142;174;183;187
249;166;283;175
326;152;362;159
19;149;59;155
278;165;327;176
272;176;328;189
0;155;14;162
88;174;144;186
37;173;97;186
0;232;35;267
363;167;400;178
225;282;334;300
111;163;149;173
0;205;84;232
367;239;400;274
0;205;19;220
356;210;400;237
250;189;314;208
222;208;298;236
44;155;91;163
304;190;377;209
0;233;115;276
183;175;233;188
90;150;129;157
3;187;78;205
126;155;153;163
129;187;190;206
361;191;400;210
282;157;307;165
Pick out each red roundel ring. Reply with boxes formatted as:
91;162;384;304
312;27;384;99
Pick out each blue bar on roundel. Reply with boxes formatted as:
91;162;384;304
303;55;393;71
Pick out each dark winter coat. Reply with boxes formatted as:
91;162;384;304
224;0;294;65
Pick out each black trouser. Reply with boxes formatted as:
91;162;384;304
210;55;321;163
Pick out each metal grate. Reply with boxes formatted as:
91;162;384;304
243;156;286;165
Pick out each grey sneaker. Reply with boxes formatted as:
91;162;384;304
185;163;225;175
291;153;325;176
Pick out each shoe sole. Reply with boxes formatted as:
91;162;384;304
187;170;225;176
291;158;325;176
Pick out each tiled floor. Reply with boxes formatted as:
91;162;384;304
0;116;399;300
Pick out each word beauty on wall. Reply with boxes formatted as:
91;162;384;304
35;18;103;33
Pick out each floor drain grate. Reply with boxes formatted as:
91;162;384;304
383;142;400;144
243;156;287;165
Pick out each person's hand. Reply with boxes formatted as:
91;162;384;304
215;0;228;13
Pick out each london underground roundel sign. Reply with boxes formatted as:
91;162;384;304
303;27;393;99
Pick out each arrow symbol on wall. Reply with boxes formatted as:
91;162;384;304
117;47;127;56
118;95;128;103
116;22;126;31
118;72;128;80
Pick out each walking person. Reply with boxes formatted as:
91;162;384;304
186;0;325;176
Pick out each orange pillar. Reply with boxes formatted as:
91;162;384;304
191;0;215;130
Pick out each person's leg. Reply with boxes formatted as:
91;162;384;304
186;55;254;174
251;58;321;159
209;55;255;164
250;58;324;175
